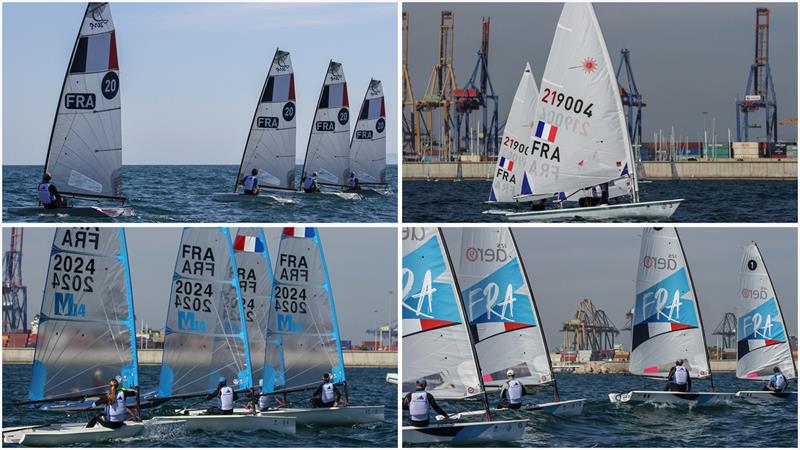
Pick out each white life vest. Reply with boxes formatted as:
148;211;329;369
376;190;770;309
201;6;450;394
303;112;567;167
507;379;523;404
219;386;235;410
243;175;257;190
320;383;335;403
774;373;787;390
674;366;688;385
38;183;55;204
408;391;429;421
258;392;270;410
106;390;127;422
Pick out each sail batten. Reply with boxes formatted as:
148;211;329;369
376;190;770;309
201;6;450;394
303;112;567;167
350;79;387;184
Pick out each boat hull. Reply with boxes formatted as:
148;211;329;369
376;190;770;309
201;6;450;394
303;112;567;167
608;390;735;406
735;391;798;402
181;405;383;426
488;199;683;222
524;398;585;415
152;414;295;434
3;422;144;447
7;206;134;218
386;373;398;385
402;419;527;444
210;192;296;204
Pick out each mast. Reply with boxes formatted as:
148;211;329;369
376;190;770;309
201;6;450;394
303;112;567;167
438;228;491;420
300;60;332;188
226;229;255;389
119;228;140;412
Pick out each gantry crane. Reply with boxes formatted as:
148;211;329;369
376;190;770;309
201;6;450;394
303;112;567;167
736;8;778;146
402;12;417;156
3;228;28;334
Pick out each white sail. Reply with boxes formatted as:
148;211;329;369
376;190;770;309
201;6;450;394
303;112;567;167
489;64;538;203
302;61;351;187
523;2;633;197
45;3;124;200
350;79;387;184
235;49;297;192
402;227;482;400
630;227;711;379
736;243;797;380
456;228;553;388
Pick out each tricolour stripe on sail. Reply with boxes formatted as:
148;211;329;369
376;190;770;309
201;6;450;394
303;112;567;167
158;228;253;398
630;228;711;379
522;3;633;197
235;49;297;192
45;3;124;200
736;243;796;380
350;79;387;184
456;228;553;387
301;61;351;187
29;228;138;401
263;227;346;393
489;64;538;203
402;227;482;400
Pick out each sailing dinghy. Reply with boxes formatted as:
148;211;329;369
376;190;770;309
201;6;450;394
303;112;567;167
3;228;146;446
734;243;797;402
609;227;734;406
211;49;298;205
485;3;682;221
350;79;391;196
402;227;527;444
300;61;362;200
453;227;585;416
148;228;295;434
8;3;134;218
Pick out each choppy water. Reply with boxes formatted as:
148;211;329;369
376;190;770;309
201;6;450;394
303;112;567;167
403;372;797;447
402;179;797;222
2;365;397;448
3;165;397;223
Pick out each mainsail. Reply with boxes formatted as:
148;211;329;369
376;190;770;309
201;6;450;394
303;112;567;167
29;228;138;402
158;228;253;398
350;79;387;184
232;228;272;386
736;243;797;380
234;49;297;192
301;61;351;187
630;227;712;380
456;228;553;388
44;3;125;200
402;227;483;400
263;227;346;393
523;2;635;199
489;64;538;203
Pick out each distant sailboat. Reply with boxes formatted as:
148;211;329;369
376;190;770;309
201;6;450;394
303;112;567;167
350;79;391;195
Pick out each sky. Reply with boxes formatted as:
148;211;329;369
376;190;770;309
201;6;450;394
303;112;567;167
2;227;397;343
443;227;798;352
2;2;398;165
405;2;798;144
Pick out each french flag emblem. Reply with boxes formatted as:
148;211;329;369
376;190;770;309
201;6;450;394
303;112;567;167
234;235;265;253
498;157;514;172
535;121;558;143
283;227;316;238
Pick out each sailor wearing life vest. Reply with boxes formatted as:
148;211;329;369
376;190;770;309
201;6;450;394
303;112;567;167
206;377;239;415
666;359;692;392
87;376;137;429
311;373;342;408
242;168;260;195
498;369;527;409
303;172;320;193
37;172;67;209
402;379;449;427
766;367;788;393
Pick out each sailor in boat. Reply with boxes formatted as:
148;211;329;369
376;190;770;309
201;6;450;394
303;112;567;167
497;369;527;410
243;168;260;196
37;172;67;209
205;377;238;415
765;367;788;393
310;373;342;408
665;359;692;392
578;183;609;208
86;377;138;429
346;171;361;191
303;172;321;193
402;378;449;427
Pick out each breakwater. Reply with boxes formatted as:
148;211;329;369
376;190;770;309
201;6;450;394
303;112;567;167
552;359;737;374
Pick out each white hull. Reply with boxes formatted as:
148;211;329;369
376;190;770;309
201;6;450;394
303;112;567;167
210;192;297;204
735;391;798;402
386;373;398;385
3;422;144;447
608;390;735;406
152;414;295;434
179;405;383;426
487;199;683;222
8;206;134;218
402;419;527;444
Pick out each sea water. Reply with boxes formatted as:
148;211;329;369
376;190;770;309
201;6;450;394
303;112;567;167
3;165;397;223
403;179;797;223
2;365;397;448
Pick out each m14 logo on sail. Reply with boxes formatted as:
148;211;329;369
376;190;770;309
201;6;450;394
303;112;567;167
65;93;96;110
642;254;678;271
59;228;101;251
257;116;279;128
177;311;206;332
54;293;86;317
180;245;216;276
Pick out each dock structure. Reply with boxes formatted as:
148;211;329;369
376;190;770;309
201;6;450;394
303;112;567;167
561;299;620;361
